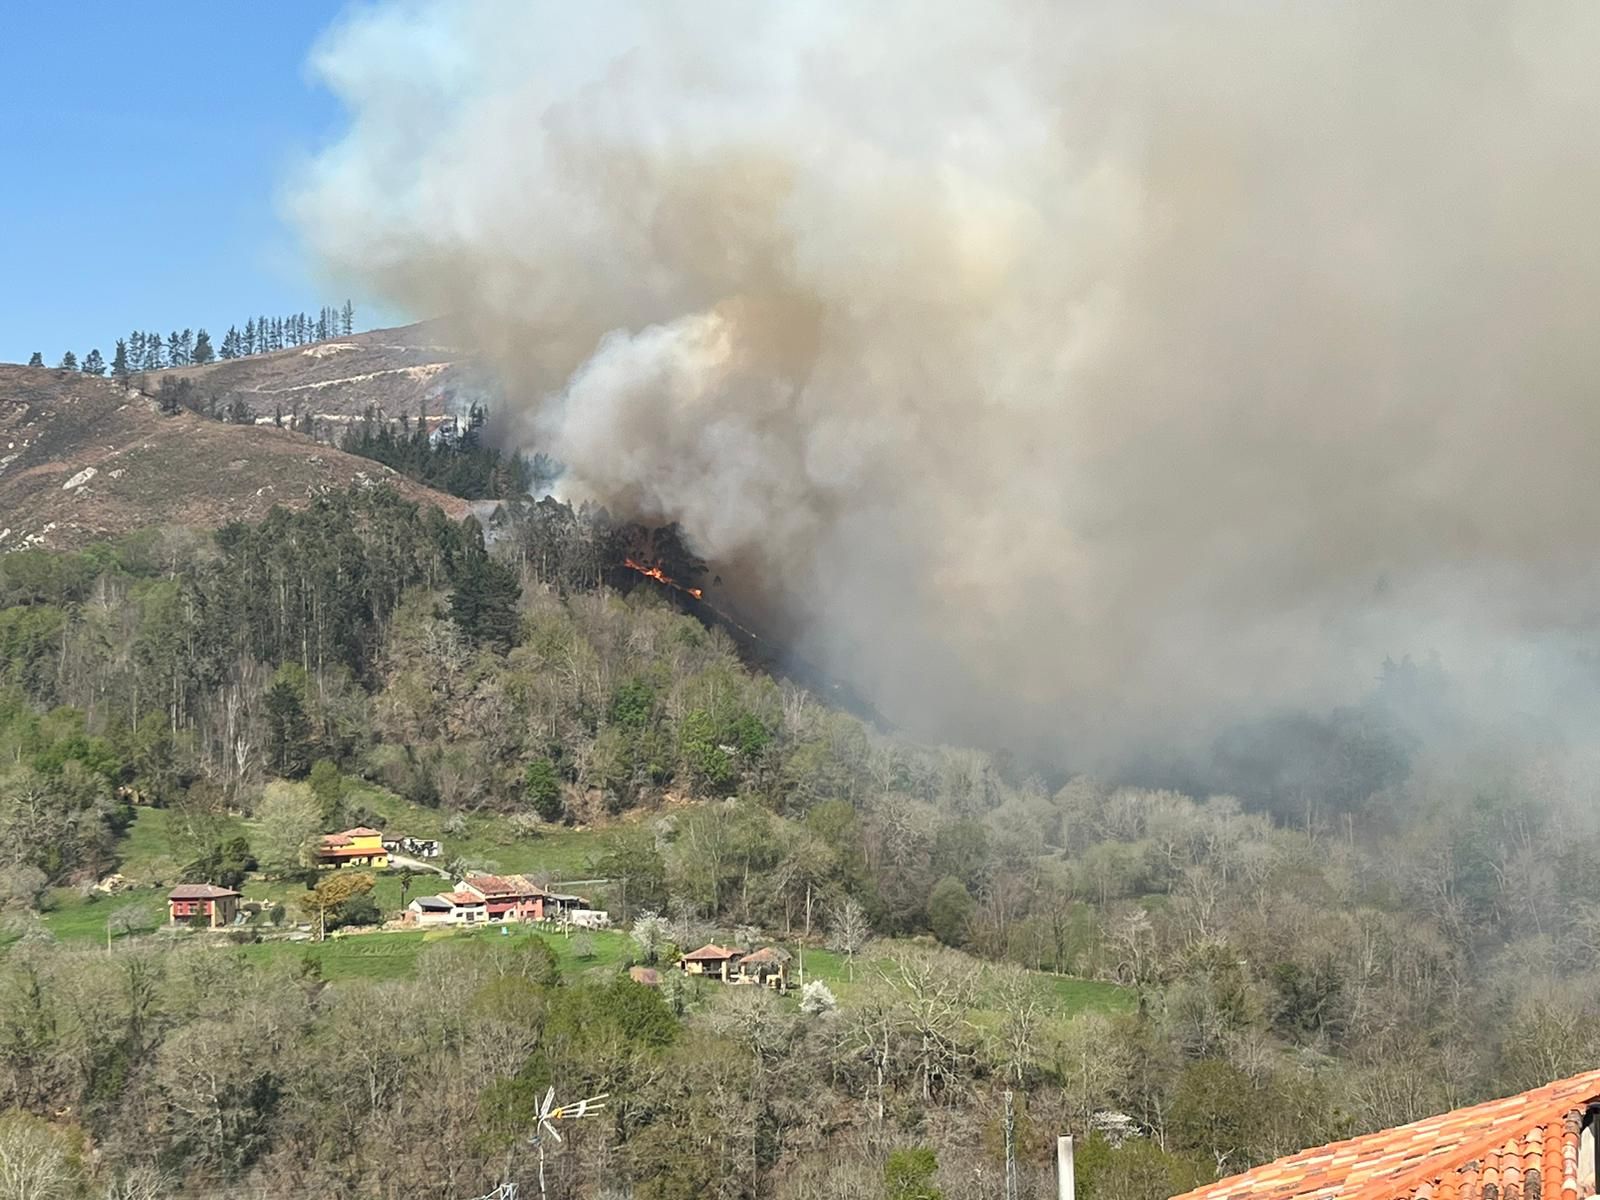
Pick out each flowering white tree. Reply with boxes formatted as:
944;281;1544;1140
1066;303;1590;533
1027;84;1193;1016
799;979;837;1015
630;911;670;964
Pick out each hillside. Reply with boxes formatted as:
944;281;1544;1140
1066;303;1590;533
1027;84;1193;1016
0;363;468;551
156;317;492;429
0;474;1594;1200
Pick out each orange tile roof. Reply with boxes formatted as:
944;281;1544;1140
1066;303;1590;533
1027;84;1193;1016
739;947;792;965
1172;1069;1600;1200
462;873;547;898
682;943;742;961
317;845;385;858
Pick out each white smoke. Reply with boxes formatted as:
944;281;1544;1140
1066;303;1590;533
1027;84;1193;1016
291;1;1600;762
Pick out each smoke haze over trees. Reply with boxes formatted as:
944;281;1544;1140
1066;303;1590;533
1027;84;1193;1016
291;2;1600;769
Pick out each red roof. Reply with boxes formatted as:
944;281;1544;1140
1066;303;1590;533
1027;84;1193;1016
339;826;384;838
461;873;546;899
1172;1068;1600;1200
682;944;742;962
739;947;791;965
442;891;485;906
168;884;239;900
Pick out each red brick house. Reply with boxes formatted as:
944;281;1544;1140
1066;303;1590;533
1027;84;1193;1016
167;884;240;928
1171;1067;1600;1199
459;873;548;921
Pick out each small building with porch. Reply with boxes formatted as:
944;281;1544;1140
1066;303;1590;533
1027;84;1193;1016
405;895;456;928
680;944;744;980
737;946;792;990
168;884;241;928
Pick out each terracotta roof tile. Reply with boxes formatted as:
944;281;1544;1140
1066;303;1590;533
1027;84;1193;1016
461;873;547;898
682;943;742;961
739;947;792;965
168;884;240;899
1170;1070;1600;1200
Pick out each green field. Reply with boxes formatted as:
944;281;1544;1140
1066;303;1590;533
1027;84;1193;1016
794;944;1132;1018
335;783;632;879
113;787;633;889
16;892;1132;1022
233;924;634;982
29;887;167;945
17;788;1130;1021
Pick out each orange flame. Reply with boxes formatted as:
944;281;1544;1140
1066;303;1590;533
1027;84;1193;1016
623;556;703;600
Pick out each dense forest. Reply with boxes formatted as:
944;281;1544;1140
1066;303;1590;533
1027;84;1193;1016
3;487;1600;1199
340;404;535;500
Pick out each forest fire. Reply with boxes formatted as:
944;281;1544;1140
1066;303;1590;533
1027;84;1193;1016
623;556;703;600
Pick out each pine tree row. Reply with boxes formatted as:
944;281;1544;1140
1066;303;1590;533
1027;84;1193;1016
24;300;355;377
218;301;355;360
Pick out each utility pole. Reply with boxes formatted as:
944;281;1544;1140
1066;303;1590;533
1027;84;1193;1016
1056;1134;1075;1200
1004;1090;1018;1200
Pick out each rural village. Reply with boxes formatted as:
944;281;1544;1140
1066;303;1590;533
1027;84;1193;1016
153;822;798;996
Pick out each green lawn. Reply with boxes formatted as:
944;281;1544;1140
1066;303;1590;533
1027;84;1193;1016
298;781;633;881
115;784;633;892
33;886;168;944
117;805;248;885
230;924;635;983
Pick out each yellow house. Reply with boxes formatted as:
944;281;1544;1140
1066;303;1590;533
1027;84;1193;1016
314;826;388;869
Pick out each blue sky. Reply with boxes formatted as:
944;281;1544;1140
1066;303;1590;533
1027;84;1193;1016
0;3;392;365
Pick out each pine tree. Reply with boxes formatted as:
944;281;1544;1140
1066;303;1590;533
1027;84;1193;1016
181;328;194;363
192;329;214;364
341;299;354;335
111;339;130;378
129;331;145;367
273;317;284;350
144;331;165;370
27;351;43;367
167;332;184;367
59;351;78;370
243;319;257;356
222;327;239;358
82;348;106;375
316;308;329;341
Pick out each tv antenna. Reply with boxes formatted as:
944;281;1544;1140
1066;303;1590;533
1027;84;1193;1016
528;1087;609;1200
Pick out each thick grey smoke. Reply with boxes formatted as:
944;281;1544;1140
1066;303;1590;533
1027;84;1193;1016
291;1;1600;763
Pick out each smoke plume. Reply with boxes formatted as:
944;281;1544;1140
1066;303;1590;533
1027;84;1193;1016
291;2;1600;764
